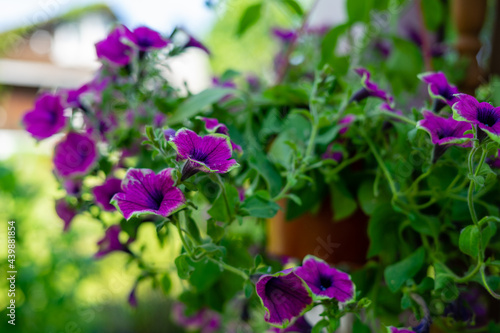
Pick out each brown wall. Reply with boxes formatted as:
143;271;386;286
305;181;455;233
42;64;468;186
0;86;38;129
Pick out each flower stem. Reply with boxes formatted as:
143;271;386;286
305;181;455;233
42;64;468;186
480;264;500;299
361;130;398;196
206;257;249;280
215;174;232;222
174;214;193;257
377;110;417;125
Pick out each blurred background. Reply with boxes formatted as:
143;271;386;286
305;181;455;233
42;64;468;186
0;0;499;332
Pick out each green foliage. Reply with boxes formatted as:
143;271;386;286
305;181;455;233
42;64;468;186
236;3;263;37
384;247;425;292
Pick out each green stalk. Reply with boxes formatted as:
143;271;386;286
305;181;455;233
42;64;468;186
361;130;398;196
377;110;417;125
215;174;232;222
206;257;249;280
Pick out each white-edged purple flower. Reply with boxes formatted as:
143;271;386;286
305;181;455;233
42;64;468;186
95;225;132;258
55;199;77;232
111;168;186;220
418;71;460;112
23;93;66;140
65;76;109;110
256;270;313;328
198;117;243;153
92;178;122;211
95;25;136;66
53;132;98;177
350;68;392;104
131;26;169;51
452;94;500;143
170;128;239;181
417;111;473;146
294;255;354;302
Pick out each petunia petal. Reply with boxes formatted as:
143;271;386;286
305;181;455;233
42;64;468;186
256;271;313;328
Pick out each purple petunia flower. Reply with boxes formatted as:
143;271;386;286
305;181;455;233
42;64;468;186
95;25;136;66
170;129;239;181
418;72;460;112
181;29;210;54
443;289;488;327
452;94;500;143
417;111;473;146
294;255;354;302
487;149;500;169
256;270;313;328
338;114;355;135
131;26;169;51
55;199;77;232
95;225;132;258
93;178;122;211
268;316;312;333
198;117;243;153
111;168;185;220
23;93;66;140
322;143;344;163
350;68;393;104
388;327;415;333
164;128;176;141
53;132;98;177
412;314;431;333
63;178;82;196
128;284;138;307
172;303;221;333
272;27;297;43
65;76;109;111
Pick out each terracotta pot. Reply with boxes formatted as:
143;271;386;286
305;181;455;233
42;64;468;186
451;0;487;94
267;199;369;267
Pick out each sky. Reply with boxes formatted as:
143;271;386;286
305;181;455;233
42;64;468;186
0;0;217;35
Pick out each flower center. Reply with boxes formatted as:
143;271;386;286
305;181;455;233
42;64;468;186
437;128;455;139
137;37;152;47
319;276;332;291
191;148;208;162
439;87;455;101
148;189;164;210
477;107;499;127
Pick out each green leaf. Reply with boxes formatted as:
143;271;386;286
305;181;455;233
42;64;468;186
280;0;303;16
244;280;254;298
241;193;280;218
433;262;459;301
188;257;223;291
175;254;195;280
384;247;426;293
236;3;262;37
185;216;202;244
330;181;357;221
207;219;225;243
168;88;235;125
401;293;412;310
248;150;283;197
312;319;330;333
408;213;440;238
346;0;373;23
421;0;444;31
367;204;404;260
160;274;172;294
459;225;480;258
320;24;349;67
482;221;497;251
207;183;239;223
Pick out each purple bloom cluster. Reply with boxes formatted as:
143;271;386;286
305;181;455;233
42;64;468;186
198;117;243;153
93;178;122;211
96;25;169;66
256;255;354;328
55;199;77;232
